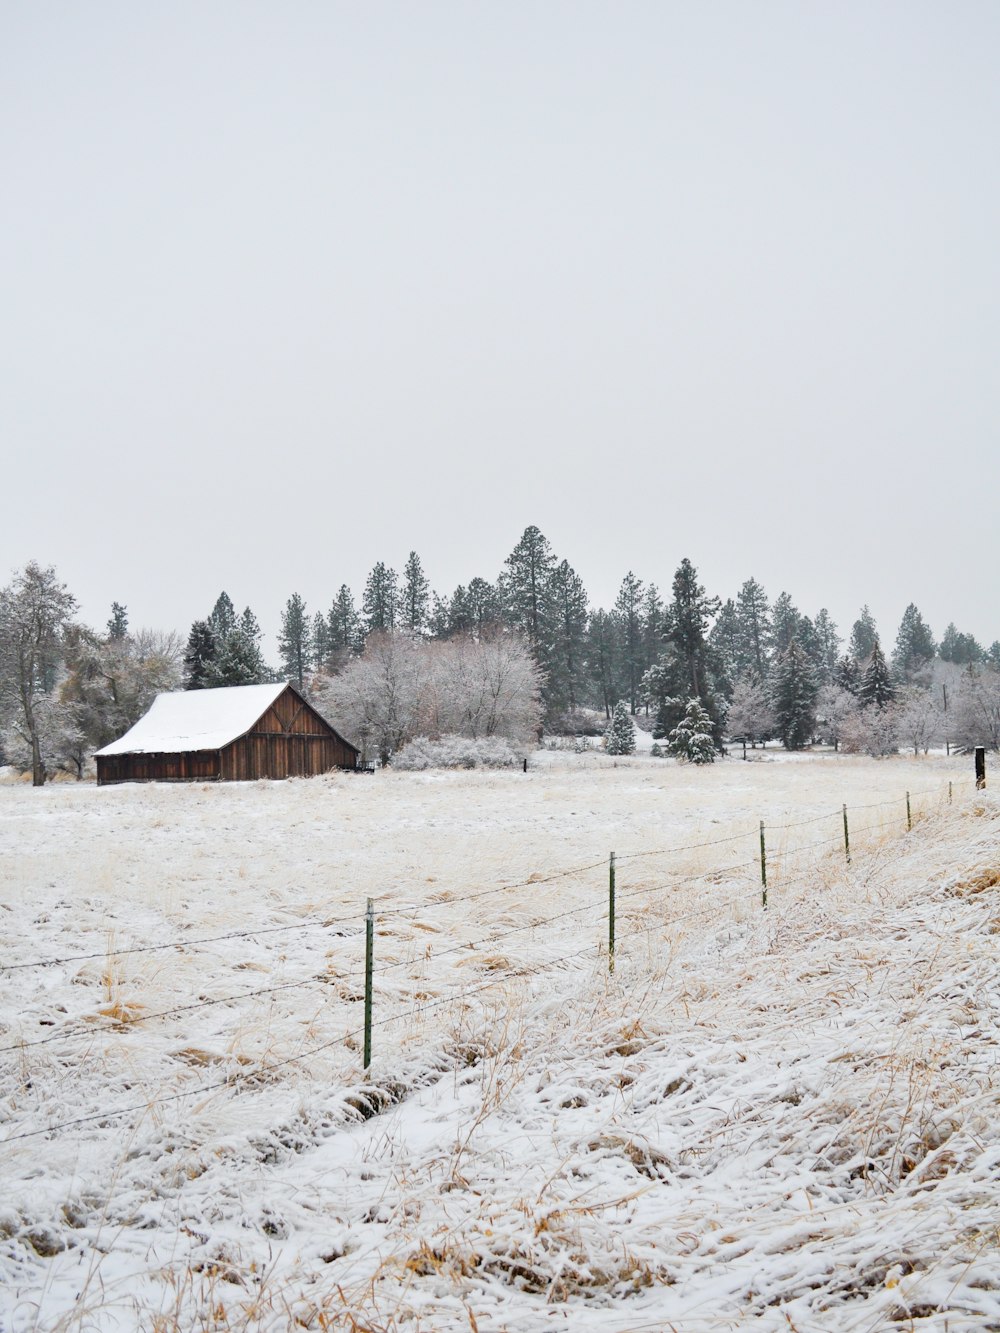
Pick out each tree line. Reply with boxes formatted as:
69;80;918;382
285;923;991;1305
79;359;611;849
1;528;999;783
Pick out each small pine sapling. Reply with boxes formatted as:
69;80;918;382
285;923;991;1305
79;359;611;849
667;698;716;764
605;700;636;755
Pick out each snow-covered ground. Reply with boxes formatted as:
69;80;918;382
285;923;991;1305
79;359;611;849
1;750;998;1330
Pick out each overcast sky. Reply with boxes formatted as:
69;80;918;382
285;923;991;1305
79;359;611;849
3;2;998;653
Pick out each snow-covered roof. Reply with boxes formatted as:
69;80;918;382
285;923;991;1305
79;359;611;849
95;683;290;756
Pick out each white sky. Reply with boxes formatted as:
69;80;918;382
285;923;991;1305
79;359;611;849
2;2;998;652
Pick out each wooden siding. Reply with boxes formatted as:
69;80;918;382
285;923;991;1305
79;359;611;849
96;684;359;785
96;750;221;784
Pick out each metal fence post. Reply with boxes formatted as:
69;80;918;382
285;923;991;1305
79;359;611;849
609;851;616;974
364;897;374;1071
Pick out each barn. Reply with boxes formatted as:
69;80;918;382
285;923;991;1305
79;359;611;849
95;682;359;785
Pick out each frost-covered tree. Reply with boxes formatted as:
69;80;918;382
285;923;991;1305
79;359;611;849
0;562;78;785
895;685;940;755
859;638;895;709
949;664;1000;751
664;557;720;703
726;673;775;748
841;703;899;757
604;700;636;755
893;604;936;681
317;630;425;766
849;606;879;664
811;609;840;685
362;562;399;635
834;654;862;696
667;698;716;764
988;642;1000;672
278;592;311;688
61;625;183;753
424;631;543;742
401;551;430;633
816;684;859;751
770;639;818;750
709;599;739;690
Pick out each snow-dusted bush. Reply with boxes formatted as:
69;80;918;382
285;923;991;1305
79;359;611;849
840;703;900;757
392;735;523;770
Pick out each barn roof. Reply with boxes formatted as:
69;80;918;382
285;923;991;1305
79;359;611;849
95;682;293;756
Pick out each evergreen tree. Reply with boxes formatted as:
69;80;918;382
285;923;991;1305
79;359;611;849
641;657;683;739
735;577;771;676
448;584;472;634
208;607;268;686
311;611;333;673
834;654;862;695
812;609;840;685
664;557;720;702
500;525;555;651
893;603;936;680
604;699;636;755
614;571;645;713
770;592;801;655
362;562;399;635
859;637;895;709
278;592;311;688
667;698;716;764
466;577;502;635
587;609;620;719
328;585;362;653
641;582;664;680
208;591;237;639
988;642;1000;672
401;551;430;633
709;598;740;691
849;606;879;664
428;591;452;638
796;615;824;678
939;622;983;665
548;560;589;714
107;602;129;641
183;620;216;689
770;639;819;749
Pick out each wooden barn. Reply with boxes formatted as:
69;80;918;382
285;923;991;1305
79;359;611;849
95;682;359;785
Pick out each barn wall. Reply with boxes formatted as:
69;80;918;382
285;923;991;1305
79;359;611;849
220;732;354;781
96;751;221;785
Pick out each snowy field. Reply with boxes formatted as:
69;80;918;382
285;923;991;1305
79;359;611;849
2;748;999;1331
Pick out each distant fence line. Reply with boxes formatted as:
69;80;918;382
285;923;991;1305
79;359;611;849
0;774;983;1146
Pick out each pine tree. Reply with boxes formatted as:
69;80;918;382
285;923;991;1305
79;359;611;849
328;585;361;653
641;583;664;677
812;609;840;684
184;620;216;689
604;699;636;755
709;598;740;690
362;563;399;635
501;525;555;651
849;606;879;664
587;610;620;720
278;592;311;688
735;577;771;677
548;560;589;714
988;642;1000;672
939;623;983;665
107;602;129;641
401;551;430;633
770;592;801;655
667;698;716;764
892;604;935;681
311;611;332;673
665;557;719;702
834;654;862;695
614;571;645;713
466;577;502;635
208;592;236;639
859;637;895;709
207;606;268;686
770;639;818;749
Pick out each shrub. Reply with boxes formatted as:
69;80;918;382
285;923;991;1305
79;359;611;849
392;735;523;771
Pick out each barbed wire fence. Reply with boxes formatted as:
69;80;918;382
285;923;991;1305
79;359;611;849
0;776;973;1146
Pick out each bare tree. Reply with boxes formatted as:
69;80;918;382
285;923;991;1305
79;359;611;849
725;673;775;749
0;563;77;785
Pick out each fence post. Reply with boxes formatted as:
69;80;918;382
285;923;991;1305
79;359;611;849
759;821;767;909
949;780;953;805
906;791;912;831
842;804;851;863
364;897;374;1072
976;747;986;790
608;851;616;974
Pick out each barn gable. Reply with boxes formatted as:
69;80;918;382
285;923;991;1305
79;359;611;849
95;683;358;784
